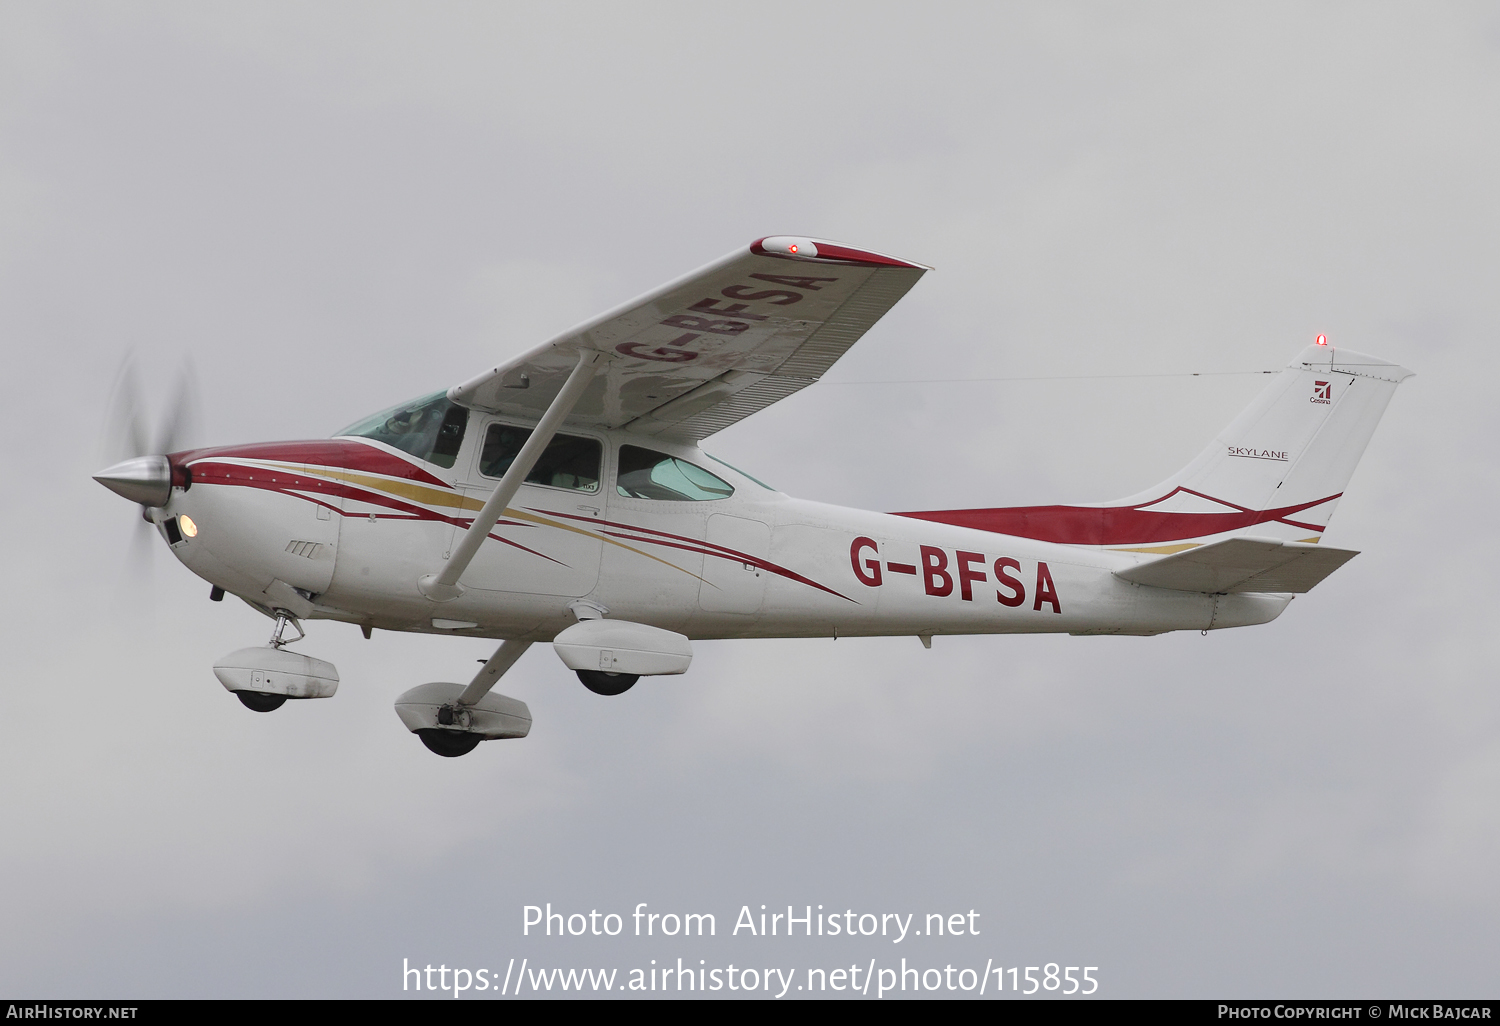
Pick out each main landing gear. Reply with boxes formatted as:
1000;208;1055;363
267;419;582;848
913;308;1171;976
415;728;484;758
553;613;688;698
395;610;688;754
575;670;639;695
237;691;286;713
394;639;534;758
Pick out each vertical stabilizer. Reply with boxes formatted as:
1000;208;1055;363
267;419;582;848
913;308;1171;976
893;342;1412;549
1108;343;1413;542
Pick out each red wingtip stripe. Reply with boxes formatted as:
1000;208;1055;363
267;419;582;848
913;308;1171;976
804;241;926;268
749;237;926;269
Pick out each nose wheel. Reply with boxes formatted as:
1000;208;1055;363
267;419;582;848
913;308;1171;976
220;612;335;714
576;670;638;695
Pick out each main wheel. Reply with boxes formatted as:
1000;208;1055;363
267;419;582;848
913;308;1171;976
576;670;639;695
236;691;287;713
416;729;484;758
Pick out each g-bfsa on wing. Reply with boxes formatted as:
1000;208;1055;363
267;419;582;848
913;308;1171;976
448;237;929;443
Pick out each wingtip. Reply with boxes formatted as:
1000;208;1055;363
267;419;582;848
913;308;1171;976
751;236;929;270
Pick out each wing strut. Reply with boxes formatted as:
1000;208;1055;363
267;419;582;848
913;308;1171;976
457;639;532;709
419;349;603;602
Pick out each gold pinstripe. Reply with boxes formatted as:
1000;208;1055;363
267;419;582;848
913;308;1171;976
1110;542;1203;554
264;460;714;585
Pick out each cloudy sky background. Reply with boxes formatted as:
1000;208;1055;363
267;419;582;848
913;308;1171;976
1;2;1497;998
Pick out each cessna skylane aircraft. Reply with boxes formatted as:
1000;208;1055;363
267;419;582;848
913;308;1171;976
94;237;1411;756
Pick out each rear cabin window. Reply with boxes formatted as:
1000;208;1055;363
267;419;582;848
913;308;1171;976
705;452;776;491
335;391;469;469
616;446;734;501
480;424;602;493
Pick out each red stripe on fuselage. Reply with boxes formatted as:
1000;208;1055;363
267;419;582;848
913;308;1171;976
173;439;451;488
187;459;566;566
892;488;1339;545
549;509;855;602
177;442;852;599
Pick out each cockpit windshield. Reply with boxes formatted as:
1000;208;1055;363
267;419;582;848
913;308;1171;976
335;391;469;469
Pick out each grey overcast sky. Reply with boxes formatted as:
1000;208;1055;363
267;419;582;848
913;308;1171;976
1;1;1497;999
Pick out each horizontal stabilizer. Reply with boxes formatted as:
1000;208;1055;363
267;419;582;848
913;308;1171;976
1115;537;1358;594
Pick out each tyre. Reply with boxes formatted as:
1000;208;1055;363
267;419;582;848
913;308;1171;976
236;691;287;713
416;729;483;758
576;670;639;695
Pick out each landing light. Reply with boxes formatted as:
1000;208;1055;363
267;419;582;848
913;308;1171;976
1316;334;1328;346
179;514;198;538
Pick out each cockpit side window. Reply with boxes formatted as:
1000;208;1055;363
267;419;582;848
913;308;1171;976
335;391;470;469
616;445;735;501
480;424;602;492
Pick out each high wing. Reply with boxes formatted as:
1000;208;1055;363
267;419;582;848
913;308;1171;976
448;237;928;443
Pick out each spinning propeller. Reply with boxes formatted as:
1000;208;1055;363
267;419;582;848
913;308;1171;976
94;358;201;559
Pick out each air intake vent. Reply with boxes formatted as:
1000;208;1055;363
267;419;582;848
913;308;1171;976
285;540;324;559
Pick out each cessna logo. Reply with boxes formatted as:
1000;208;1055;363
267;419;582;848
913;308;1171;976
1227;447;1288;461
1311;380;1333;404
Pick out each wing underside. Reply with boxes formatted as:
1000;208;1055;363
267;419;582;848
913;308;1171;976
448;237;928;443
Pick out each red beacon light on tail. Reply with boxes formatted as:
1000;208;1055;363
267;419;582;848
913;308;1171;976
1316;334;1328;346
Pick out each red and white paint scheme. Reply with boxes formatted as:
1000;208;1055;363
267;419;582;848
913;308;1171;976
94;238;1412;757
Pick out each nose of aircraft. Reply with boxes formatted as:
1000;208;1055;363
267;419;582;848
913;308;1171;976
94;454;171;507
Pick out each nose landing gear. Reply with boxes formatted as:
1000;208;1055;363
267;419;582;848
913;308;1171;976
213;610;339;712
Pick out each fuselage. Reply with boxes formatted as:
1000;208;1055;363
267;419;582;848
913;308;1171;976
154;417;1289;645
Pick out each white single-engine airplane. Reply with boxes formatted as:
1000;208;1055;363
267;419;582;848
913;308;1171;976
95;237;1411;757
